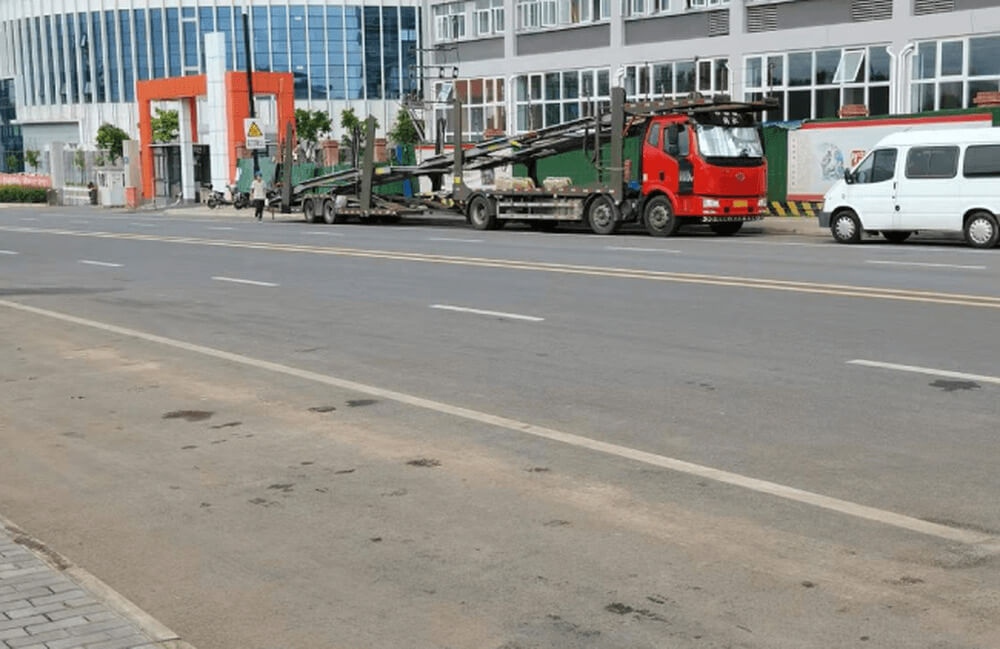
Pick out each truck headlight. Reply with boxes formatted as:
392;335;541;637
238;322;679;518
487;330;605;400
703;198;720;208
758;198;768;208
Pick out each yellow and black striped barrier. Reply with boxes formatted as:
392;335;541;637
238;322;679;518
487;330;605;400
765;201;824;217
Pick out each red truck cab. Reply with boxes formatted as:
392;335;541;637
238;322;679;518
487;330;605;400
638;113;768;236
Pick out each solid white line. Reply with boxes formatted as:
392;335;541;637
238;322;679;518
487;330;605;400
0;298;992;547
211;276;278;287
848;359;1000;386
19;217;38;221
207;226;235;231
305;230;344;236
130;222;156;227
0;250;18;255
430;304;544;322
866;260;986;270
606;246;682;253
79;259;122;268
427;237;484;243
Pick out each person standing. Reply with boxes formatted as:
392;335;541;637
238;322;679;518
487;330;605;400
250;173;266;221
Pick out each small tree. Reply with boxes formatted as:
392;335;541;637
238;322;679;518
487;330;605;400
151;108;179;143
340;108;379;164
388;109;421;147
5;153;19;172
24;150;40;172
294;108;332;162
96;123;129;161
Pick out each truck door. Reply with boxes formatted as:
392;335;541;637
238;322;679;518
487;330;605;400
641;120;678;195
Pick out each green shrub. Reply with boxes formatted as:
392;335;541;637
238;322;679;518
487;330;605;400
0;185;48;203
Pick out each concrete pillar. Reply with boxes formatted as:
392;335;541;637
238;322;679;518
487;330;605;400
179;97;196;202
122;140;141;188
321;140;340;167
204;32;229;190
48;141;65;189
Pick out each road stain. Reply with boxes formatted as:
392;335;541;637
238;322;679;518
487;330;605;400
209;421;242;429
267;483;295;493
248;497;280;507
300;461;315;466
929;379;981;392
407;458;441;468
60;431;85;439
543;520;571;527
885;576;925;586
162;409;214;422
603;602;667;622
346;399;378;408
801;580;816;588
382;488;407;497
309;405;337;413
369;537;383;543
210;439;228;445
181;445;198;450
334;468;356;475
526;467;550;473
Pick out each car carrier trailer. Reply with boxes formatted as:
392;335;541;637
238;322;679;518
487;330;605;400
287;86;777;236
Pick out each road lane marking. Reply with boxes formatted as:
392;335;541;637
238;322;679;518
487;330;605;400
211;276;278;287
305;230;344;236
208;226;235;231
0;250;18;255
605;246;682;253
0;298;993;547
4;226;1000;309
130;222;157;227
19;217;38;221
79;260;122;268
428;237;484;243
848;360;1000;386
866;260;986;270
430;304;544;322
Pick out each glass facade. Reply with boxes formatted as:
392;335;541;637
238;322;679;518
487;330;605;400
2;3;420;107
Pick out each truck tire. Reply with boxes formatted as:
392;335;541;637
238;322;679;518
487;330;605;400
303;200;317;223
831;209;862;244
964;211;999;249
323;199;343;225
587;195;620;235
468;195;498;230
643;195;680;237
710;221;743;236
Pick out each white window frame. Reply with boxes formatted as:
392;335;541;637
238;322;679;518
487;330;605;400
493;5;505;32
832;50;865;84
476;8;492;35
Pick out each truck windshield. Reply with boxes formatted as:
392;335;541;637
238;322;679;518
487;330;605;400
696;125;763;160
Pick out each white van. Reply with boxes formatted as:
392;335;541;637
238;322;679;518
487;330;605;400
820;127;1000;248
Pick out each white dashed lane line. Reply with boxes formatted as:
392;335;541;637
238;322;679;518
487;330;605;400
848;359;1000;387
430;304;544;322
865;260;987;271
211;276;279;287
78;259;123;268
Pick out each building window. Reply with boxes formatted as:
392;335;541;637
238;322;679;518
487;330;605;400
911;34;1000;112
744;46;892;120
434;3;467;42
513;67;610;131
625;57;728;101
518;0;607;31
435;77;506;141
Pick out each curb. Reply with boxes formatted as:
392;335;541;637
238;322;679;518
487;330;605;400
0;512;197;649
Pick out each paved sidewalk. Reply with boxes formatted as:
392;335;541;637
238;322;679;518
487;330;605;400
0;524;181;649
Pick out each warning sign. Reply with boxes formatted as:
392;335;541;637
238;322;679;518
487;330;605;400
244;118;268;151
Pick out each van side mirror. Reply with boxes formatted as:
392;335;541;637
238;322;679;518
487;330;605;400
666;124;679;156
844;169;854;184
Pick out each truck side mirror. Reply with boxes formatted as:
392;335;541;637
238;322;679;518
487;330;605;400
666;125;679;156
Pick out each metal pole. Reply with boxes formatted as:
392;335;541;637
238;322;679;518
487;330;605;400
242;8;259;175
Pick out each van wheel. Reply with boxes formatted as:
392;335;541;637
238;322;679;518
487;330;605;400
710;221;743;236
587;195;620;235
882;231;911;243
831;210;862;244
643;195;679;237
468;195;498;230
303;200;316;223
964;211;1000;249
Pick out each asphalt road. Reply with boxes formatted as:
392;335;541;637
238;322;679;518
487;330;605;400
1;205;998;649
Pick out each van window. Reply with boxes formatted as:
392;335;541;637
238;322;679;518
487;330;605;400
905;146;959;179
963;145;1000;177
647;123;660;148
853;149;897;184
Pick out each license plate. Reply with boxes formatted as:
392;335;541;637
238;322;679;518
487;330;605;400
733;200;748;208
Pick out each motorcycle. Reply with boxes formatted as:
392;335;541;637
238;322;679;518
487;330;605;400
207;184;249;210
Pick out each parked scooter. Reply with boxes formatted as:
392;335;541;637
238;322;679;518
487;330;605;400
207;184;249;209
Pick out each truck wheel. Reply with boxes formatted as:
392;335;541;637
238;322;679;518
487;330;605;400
710;221;743;236
831;210;862;244
643;196;679;237
303;200;316;223
468;195;498;230
882;231;911;243
587;195;620;235
964;211;999;249
323;199;343;224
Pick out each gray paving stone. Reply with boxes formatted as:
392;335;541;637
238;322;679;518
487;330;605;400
24;616;89;635
77;614;117;625
83;633;149;649
0;615;45;631
66;620;132;637
6;629;71;647
46;630;114;649
45;584;79;596
0;568;49;581
61;599;96;610
8;604;66;620
0;588;52;605
27;593;85;608
0;626;28;641
45;606;107;622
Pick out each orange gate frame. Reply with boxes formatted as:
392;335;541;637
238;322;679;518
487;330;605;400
137;71;295;199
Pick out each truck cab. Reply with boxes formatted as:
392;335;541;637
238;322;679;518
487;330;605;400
639;112;768;236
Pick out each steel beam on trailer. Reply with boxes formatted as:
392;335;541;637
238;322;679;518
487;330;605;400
360;117;376;212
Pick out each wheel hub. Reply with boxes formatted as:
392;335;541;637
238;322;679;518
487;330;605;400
969;218;993;245
835;216;856;239
592;205;612;227
648;206;670;229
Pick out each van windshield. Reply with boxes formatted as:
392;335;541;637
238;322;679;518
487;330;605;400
696;125;764;161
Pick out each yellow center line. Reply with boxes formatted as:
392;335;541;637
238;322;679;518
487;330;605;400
3;225;1000;309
